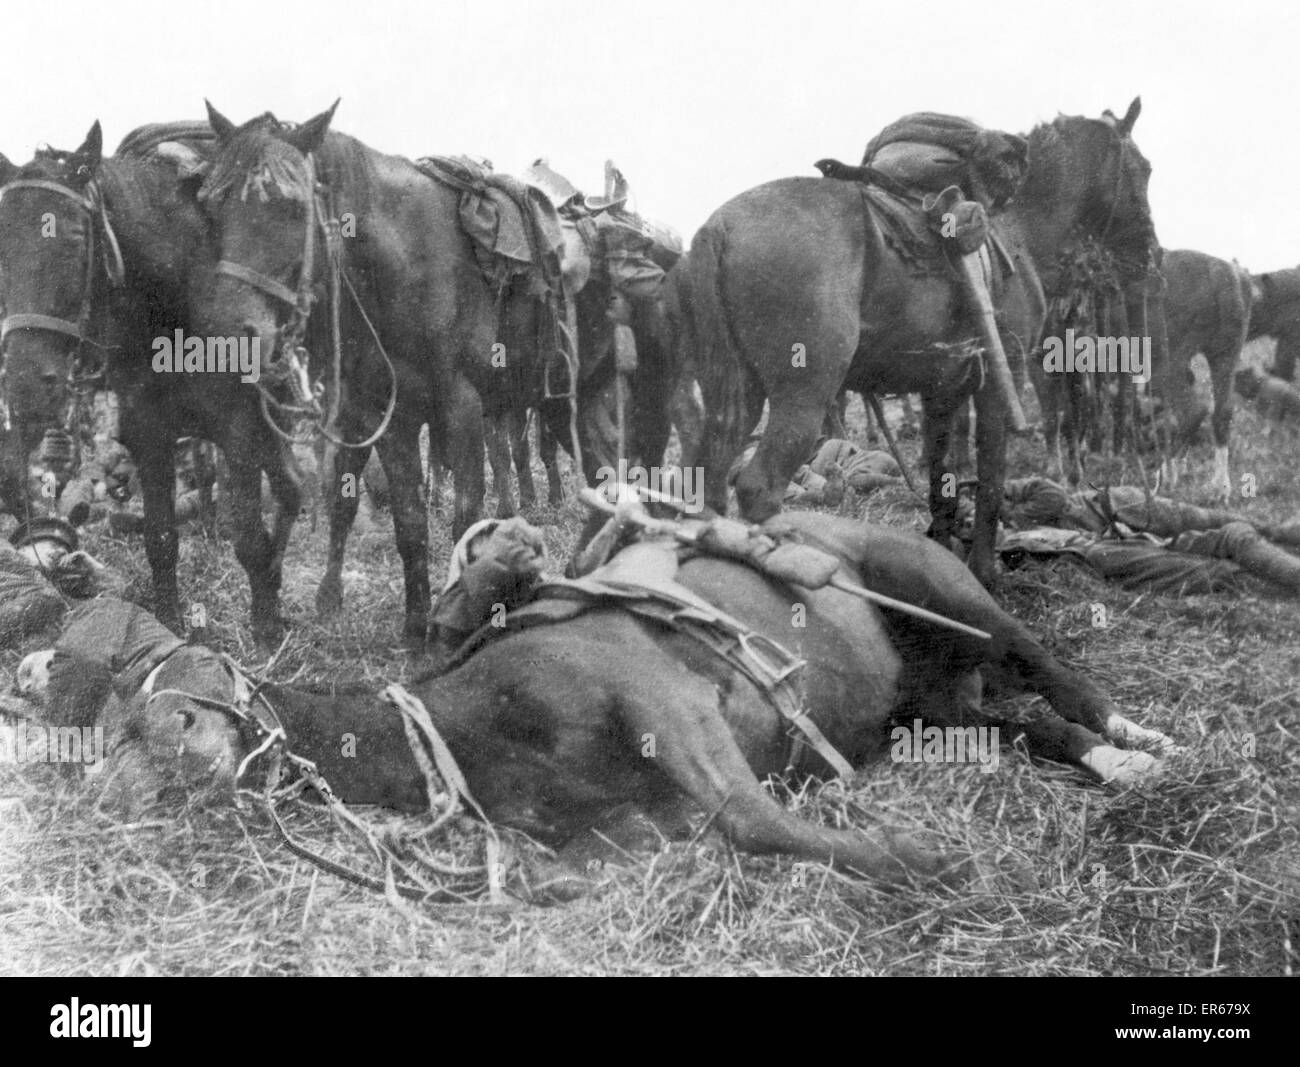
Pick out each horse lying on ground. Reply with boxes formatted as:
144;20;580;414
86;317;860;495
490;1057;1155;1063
34;511;1174;888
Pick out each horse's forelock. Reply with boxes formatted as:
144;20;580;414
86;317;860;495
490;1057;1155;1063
200;125;313;208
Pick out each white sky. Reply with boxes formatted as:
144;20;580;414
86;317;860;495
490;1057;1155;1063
0;0;1293;268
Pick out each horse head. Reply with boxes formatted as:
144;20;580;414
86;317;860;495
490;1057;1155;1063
0;122;120;451
1026;98;1163;372
196;100;338;379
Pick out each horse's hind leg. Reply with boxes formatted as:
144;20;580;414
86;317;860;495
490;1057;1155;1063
735;388;836;522
967;385;1008;587
316;436;369;617
920;394;961;553
616;668;962;885
375;420;432;642
1206;337;1244;503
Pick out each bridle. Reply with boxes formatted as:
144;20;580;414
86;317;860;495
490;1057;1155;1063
209;151;396;450
213;153;320;356
0;176;125;381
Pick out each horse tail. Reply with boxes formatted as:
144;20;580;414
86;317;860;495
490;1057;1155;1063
684;225;748;510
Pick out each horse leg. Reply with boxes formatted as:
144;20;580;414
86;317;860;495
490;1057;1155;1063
484;412;517;519
770;514;1172;783
376;421;432;642
734;388;836;522
222;445;284;647
511;409;538;511
951;397;973;472
967;385;1008;588
615;667;962;885
260;438;303;590
316;438;369;616
130;431;181;633
920;395;960;552
538;415;564;506
1206;340;1242;503
442;374;486;538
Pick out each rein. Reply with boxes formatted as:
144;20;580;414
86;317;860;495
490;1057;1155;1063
145;651;506;905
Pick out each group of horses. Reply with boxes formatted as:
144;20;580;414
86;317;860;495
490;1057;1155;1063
0;103;679;646
0;97;1261;885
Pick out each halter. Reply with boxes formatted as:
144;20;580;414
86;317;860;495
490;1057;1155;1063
0;176;125;379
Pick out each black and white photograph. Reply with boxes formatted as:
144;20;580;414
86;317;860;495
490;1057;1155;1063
0;0;1294;996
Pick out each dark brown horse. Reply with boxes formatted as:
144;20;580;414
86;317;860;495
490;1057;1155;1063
678;101;1160;584
195;103;504;641
0;123;305;643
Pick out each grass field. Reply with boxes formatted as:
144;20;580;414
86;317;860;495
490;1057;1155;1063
1;340;1297;976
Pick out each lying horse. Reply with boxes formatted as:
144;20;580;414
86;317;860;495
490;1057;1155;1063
80;510;1171;887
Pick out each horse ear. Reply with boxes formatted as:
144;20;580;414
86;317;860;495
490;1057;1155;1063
1118;97;1142;135
68;121;103;183
205;100;238;142
0;153;16;187
285;99;339;155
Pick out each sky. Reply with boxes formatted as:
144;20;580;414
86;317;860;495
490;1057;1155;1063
0;0;1293;269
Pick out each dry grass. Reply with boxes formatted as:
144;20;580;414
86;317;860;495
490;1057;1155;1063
1;342;1298;975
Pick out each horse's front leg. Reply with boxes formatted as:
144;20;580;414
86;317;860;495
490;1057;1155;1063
259;433;303;588
129;428;181;633
968;383;1008;588
316;433;370;616
222;445;283;648
441;373;486;538
376;421;432;642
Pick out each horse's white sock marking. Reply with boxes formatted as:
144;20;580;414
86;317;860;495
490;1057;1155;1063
1104;713;1176;753
1081;745;1161;785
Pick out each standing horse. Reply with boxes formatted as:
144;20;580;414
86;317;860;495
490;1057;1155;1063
1145;248;1253;501
194;103;503;641
680;100;1160;585
0;123;305;644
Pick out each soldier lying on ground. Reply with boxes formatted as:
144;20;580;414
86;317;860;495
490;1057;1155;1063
991;477;1300;595
729;436;904;507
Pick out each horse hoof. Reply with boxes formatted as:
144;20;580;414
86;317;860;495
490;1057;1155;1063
316;582;343;616
1083;746;1162;786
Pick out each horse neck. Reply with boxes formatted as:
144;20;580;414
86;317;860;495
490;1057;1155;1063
1006;163;1089;298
